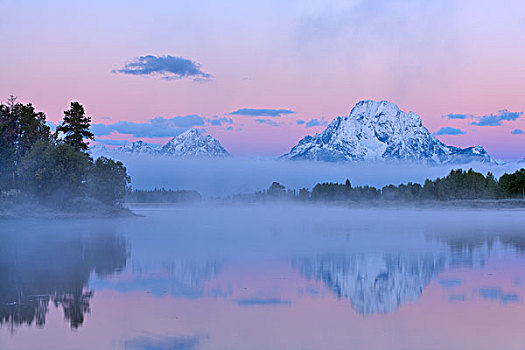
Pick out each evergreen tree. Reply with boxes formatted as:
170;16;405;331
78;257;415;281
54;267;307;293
56;102;94;151
298;188;310;201
0;97;50;189
267;182;286;197
87;157;131;206
499;169;525;199
19;141;91;206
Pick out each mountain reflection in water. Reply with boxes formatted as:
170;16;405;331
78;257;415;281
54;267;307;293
294;235;525;315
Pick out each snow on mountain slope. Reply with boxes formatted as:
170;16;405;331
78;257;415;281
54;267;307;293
117;140;158;155
89;129;230;158
281;100;494;164
159;128;230;158
88;144;109;157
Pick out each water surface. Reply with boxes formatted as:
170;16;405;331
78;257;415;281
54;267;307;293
1;204;525;349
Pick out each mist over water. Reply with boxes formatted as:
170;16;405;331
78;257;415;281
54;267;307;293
112;156;524;196
2;204;525;349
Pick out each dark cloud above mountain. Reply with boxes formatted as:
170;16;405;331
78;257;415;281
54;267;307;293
442;113;471;120
305;118;328;128
206;117;233;126
434;127;466;135
113;55;211;81
441;109;523;126
228;108;295;117
92;115;205;138
91;114;235;138
471;109;523;126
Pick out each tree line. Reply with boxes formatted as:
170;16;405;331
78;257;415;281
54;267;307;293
0;97;130;208
233;168;525;202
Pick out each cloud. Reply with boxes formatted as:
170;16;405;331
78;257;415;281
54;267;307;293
479;287;520;304
511;128;525;135
434;127;466;135
442;113;471;120
113;55;211;81
233;298;292;306
92;115;205;138
471;109;523;126
206;117;233;126
226;126;233;131
228;108;295;117
255;119;281;126
296;120;305;125
123;335;208;350
95;139;129;146
305;118;328;128
441;109;523;126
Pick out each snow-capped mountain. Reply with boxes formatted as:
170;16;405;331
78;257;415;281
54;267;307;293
116;140;158;155
447;146;493;164
88;144;109;157
159;128;230;158
281;100;494;164
89;129;230;158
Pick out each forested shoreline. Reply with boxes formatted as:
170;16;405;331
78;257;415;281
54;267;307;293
123;168;525;206
229;168;525;203
0;97;130;216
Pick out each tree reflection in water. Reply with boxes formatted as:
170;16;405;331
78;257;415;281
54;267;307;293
0;224;128;330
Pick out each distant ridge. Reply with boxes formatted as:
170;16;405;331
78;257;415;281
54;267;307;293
90;128;230;158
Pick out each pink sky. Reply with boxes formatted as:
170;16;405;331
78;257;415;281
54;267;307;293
1;0;525;159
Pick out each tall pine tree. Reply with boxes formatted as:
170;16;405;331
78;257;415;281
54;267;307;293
56;102;94;151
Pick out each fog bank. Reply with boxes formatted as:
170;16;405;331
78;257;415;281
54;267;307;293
112;156;524;197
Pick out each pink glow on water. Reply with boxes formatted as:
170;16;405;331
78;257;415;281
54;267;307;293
3;258;525;350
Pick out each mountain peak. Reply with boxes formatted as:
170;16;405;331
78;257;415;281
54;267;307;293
90;128;230;158
281;100;493;164
118;140;158;154
160;129;230;158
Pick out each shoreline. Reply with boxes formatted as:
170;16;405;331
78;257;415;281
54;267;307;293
3;199;524;219
0;202;136;220
126;199;525;210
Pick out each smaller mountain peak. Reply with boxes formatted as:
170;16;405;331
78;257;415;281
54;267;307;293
161;129;230;158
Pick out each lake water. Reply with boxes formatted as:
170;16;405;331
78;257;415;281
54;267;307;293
1;204;525;349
